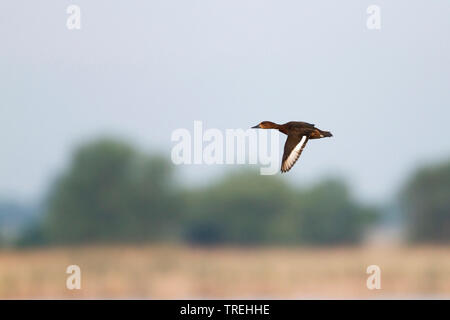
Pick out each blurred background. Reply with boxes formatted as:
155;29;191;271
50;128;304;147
0;1;449;298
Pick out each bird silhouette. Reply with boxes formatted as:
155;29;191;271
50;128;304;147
252;121;332;172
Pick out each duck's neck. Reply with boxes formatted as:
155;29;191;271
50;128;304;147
263;121;280;129
266;122;289;135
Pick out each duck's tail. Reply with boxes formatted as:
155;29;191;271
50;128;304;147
310;128;332;139
319;129;333;138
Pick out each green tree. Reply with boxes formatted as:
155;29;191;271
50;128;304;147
39;137;378;246
43;138;177;244
401;159;450;243
182;170;292;245
285;179;378;245
183;172;377;245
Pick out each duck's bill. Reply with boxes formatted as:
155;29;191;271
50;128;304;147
251;124;260;128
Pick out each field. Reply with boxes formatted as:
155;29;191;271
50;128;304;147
0;245;449;299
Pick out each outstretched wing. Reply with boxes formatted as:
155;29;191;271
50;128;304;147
281;135;308;173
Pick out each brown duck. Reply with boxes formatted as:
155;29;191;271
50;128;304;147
252;121;332;173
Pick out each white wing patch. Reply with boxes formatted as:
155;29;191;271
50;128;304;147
281;136;307;173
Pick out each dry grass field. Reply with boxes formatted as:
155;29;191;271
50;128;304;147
0;245;449;299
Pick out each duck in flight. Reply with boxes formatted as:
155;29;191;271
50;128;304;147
252;121;332;173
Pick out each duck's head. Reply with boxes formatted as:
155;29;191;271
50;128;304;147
251;121;278;129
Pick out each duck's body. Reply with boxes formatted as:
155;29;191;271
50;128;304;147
252;121;332;172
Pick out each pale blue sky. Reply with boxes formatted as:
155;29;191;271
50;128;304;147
1;1;449;203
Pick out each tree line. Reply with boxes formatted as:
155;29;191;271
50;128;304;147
15;138;450;246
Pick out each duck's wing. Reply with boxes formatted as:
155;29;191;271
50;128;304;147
285;121;315;130
281;135;308;173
